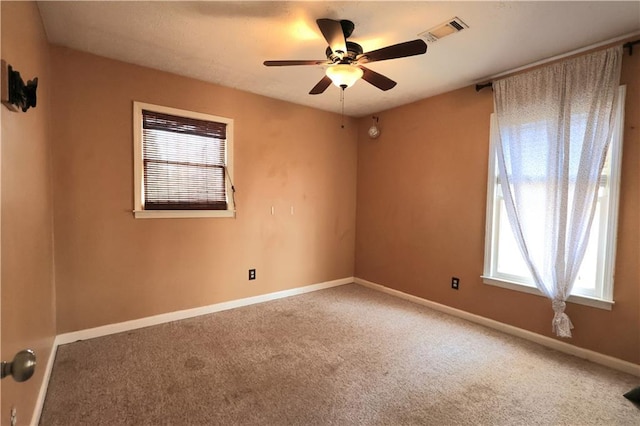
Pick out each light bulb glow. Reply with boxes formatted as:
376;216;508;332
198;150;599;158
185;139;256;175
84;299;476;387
325;64;364;89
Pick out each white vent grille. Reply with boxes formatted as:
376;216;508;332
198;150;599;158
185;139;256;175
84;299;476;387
419;17;468;43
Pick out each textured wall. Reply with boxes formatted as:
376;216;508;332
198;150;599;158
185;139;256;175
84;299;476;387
1;1;57;423
355;50;640;364
49;47;357;333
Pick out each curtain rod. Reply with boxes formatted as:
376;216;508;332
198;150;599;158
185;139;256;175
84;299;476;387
475;37;640;92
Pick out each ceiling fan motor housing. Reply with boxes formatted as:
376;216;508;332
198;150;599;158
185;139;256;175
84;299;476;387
326;42;364;63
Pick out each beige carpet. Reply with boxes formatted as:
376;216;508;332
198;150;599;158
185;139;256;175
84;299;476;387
40;284;638;425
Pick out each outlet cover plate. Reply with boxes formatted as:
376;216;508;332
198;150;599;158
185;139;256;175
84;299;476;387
451;277;460;290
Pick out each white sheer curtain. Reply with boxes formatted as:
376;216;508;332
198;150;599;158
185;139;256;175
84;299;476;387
493;46;622;337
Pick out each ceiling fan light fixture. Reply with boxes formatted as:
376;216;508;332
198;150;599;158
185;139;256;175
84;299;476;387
325;64;363;89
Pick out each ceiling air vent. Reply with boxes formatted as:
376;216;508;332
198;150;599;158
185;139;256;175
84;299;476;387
419;17;468;43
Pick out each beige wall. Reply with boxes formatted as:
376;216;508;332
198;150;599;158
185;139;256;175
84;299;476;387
1;1;57;423
355;49;640;364
49;47;358;333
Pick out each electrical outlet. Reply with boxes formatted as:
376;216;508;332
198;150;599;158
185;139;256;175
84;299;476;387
248;269;256;280
451;277;460;290
10;407;17;426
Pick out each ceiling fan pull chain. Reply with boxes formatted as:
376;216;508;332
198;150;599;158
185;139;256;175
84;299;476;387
340;88;345;128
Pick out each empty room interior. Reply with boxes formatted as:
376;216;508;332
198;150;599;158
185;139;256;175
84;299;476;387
2;1;640;425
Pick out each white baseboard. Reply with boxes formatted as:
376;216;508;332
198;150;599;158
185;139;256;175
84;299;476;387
354;277;640;377
30;340;58;426
33;276;353;424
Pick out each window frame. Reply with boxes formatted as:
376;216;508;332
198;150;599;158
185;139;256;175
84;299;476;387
132;101;235;219
481;86;626;310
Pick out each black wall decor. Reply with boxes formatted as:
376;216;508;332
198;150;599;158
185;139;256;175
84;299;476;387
2;62;38;112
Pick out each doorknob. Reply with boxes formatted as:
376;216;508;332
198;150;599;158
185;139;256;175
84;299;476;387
1;349;36;382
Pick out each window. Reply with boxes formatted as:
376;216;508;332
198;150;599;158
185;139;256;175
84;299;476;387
482;86;625;309
133;102;234;219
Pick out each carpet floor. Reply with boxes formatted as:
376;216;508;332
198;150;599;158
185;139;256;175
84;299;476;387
40;284;639;425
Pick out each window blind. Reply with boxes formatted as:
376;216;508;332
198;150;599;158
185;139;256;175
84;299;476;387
142;110;227;210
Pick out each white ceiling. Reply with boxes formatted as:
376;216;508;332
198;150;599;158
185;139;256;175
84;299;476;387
37;1;640;117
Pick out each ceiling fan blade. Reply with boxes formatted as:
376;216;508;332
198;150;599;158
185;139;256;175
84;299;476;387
309;75;332;95
360;66;397;91
316;19;347;54
264;60;328;66
357;39;427;64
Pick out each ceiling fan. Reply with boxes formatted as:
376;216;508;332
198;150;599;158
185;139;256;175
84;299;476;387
263;19;427;95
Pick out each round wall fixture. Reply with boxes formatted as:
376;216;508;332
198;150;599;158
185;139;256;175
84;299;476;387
368;116;380;139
